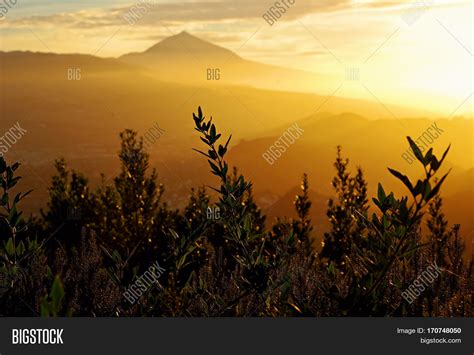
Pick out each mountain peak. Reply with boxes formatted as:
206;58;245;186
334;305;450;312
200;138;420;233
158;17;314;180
143;31;240;60
176;30;193;37
161;30;196;42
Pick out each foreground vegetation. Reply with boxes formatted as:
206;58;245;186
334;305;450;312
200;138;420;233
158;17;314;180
1;108;472;316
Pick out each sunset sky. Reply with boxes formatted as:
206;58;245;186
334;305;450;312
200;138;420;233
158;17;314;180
0;0;472;116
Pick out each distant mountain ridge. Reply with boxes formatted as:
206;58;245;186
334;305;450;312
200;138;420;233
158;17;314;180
1;31;431;120
141;31;240;60
118;31;345;95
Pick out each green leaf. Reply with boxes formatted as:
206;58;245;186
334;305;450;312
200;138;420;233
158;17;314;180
5;238;14;256
112;250;122;264
377;183;386;203
50;276;65;313
16;241;25;256
40;302;52;317
423;181;431;200
243;214;252;231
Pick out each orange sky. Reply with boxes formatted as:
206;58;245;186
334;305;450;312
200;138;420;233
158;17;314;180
0;0;472;116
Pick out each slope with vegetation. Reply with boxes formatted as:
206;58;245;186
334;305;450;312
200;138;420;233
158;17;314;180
0;108;472;316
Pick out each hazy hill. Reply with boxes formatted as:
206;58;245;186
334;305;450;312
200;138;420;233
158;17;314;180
120;31;332;95
122;31;240;62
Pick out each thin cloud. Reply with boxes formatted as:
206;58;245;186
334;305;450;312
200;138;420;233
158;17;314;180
1;0;468;30
0;0;396;29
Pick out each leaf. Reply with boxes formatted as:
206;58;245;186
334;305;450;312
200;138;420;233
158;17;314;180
6;166;13;181
169;229;180;240
430;156;440;171
388;168;413;192
8;176;21;189
112;250;122;264
40;302;52;317
1;193;8;206
207;185;221;194
436;144;451;171
425;170;451;201
407;136;423;163
243;214;252;231
372;197;382;210
5;238;14;257
377;183;386;203
424;148;433;166
222;163;228;177
20;189;33;201
11;162;20;171
208;161;220;176
0;157;6;174
224;135;232;149
218;145;227;158
50;276;65;313
193;113;201;128
9;205;22;227
16;241;25;256
13;192;21;204
208;150;218;160
8;204;17;222
422;181;431;200
413;180;424;196
177;247;197;270
192;148;210;159
209;124;217;143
